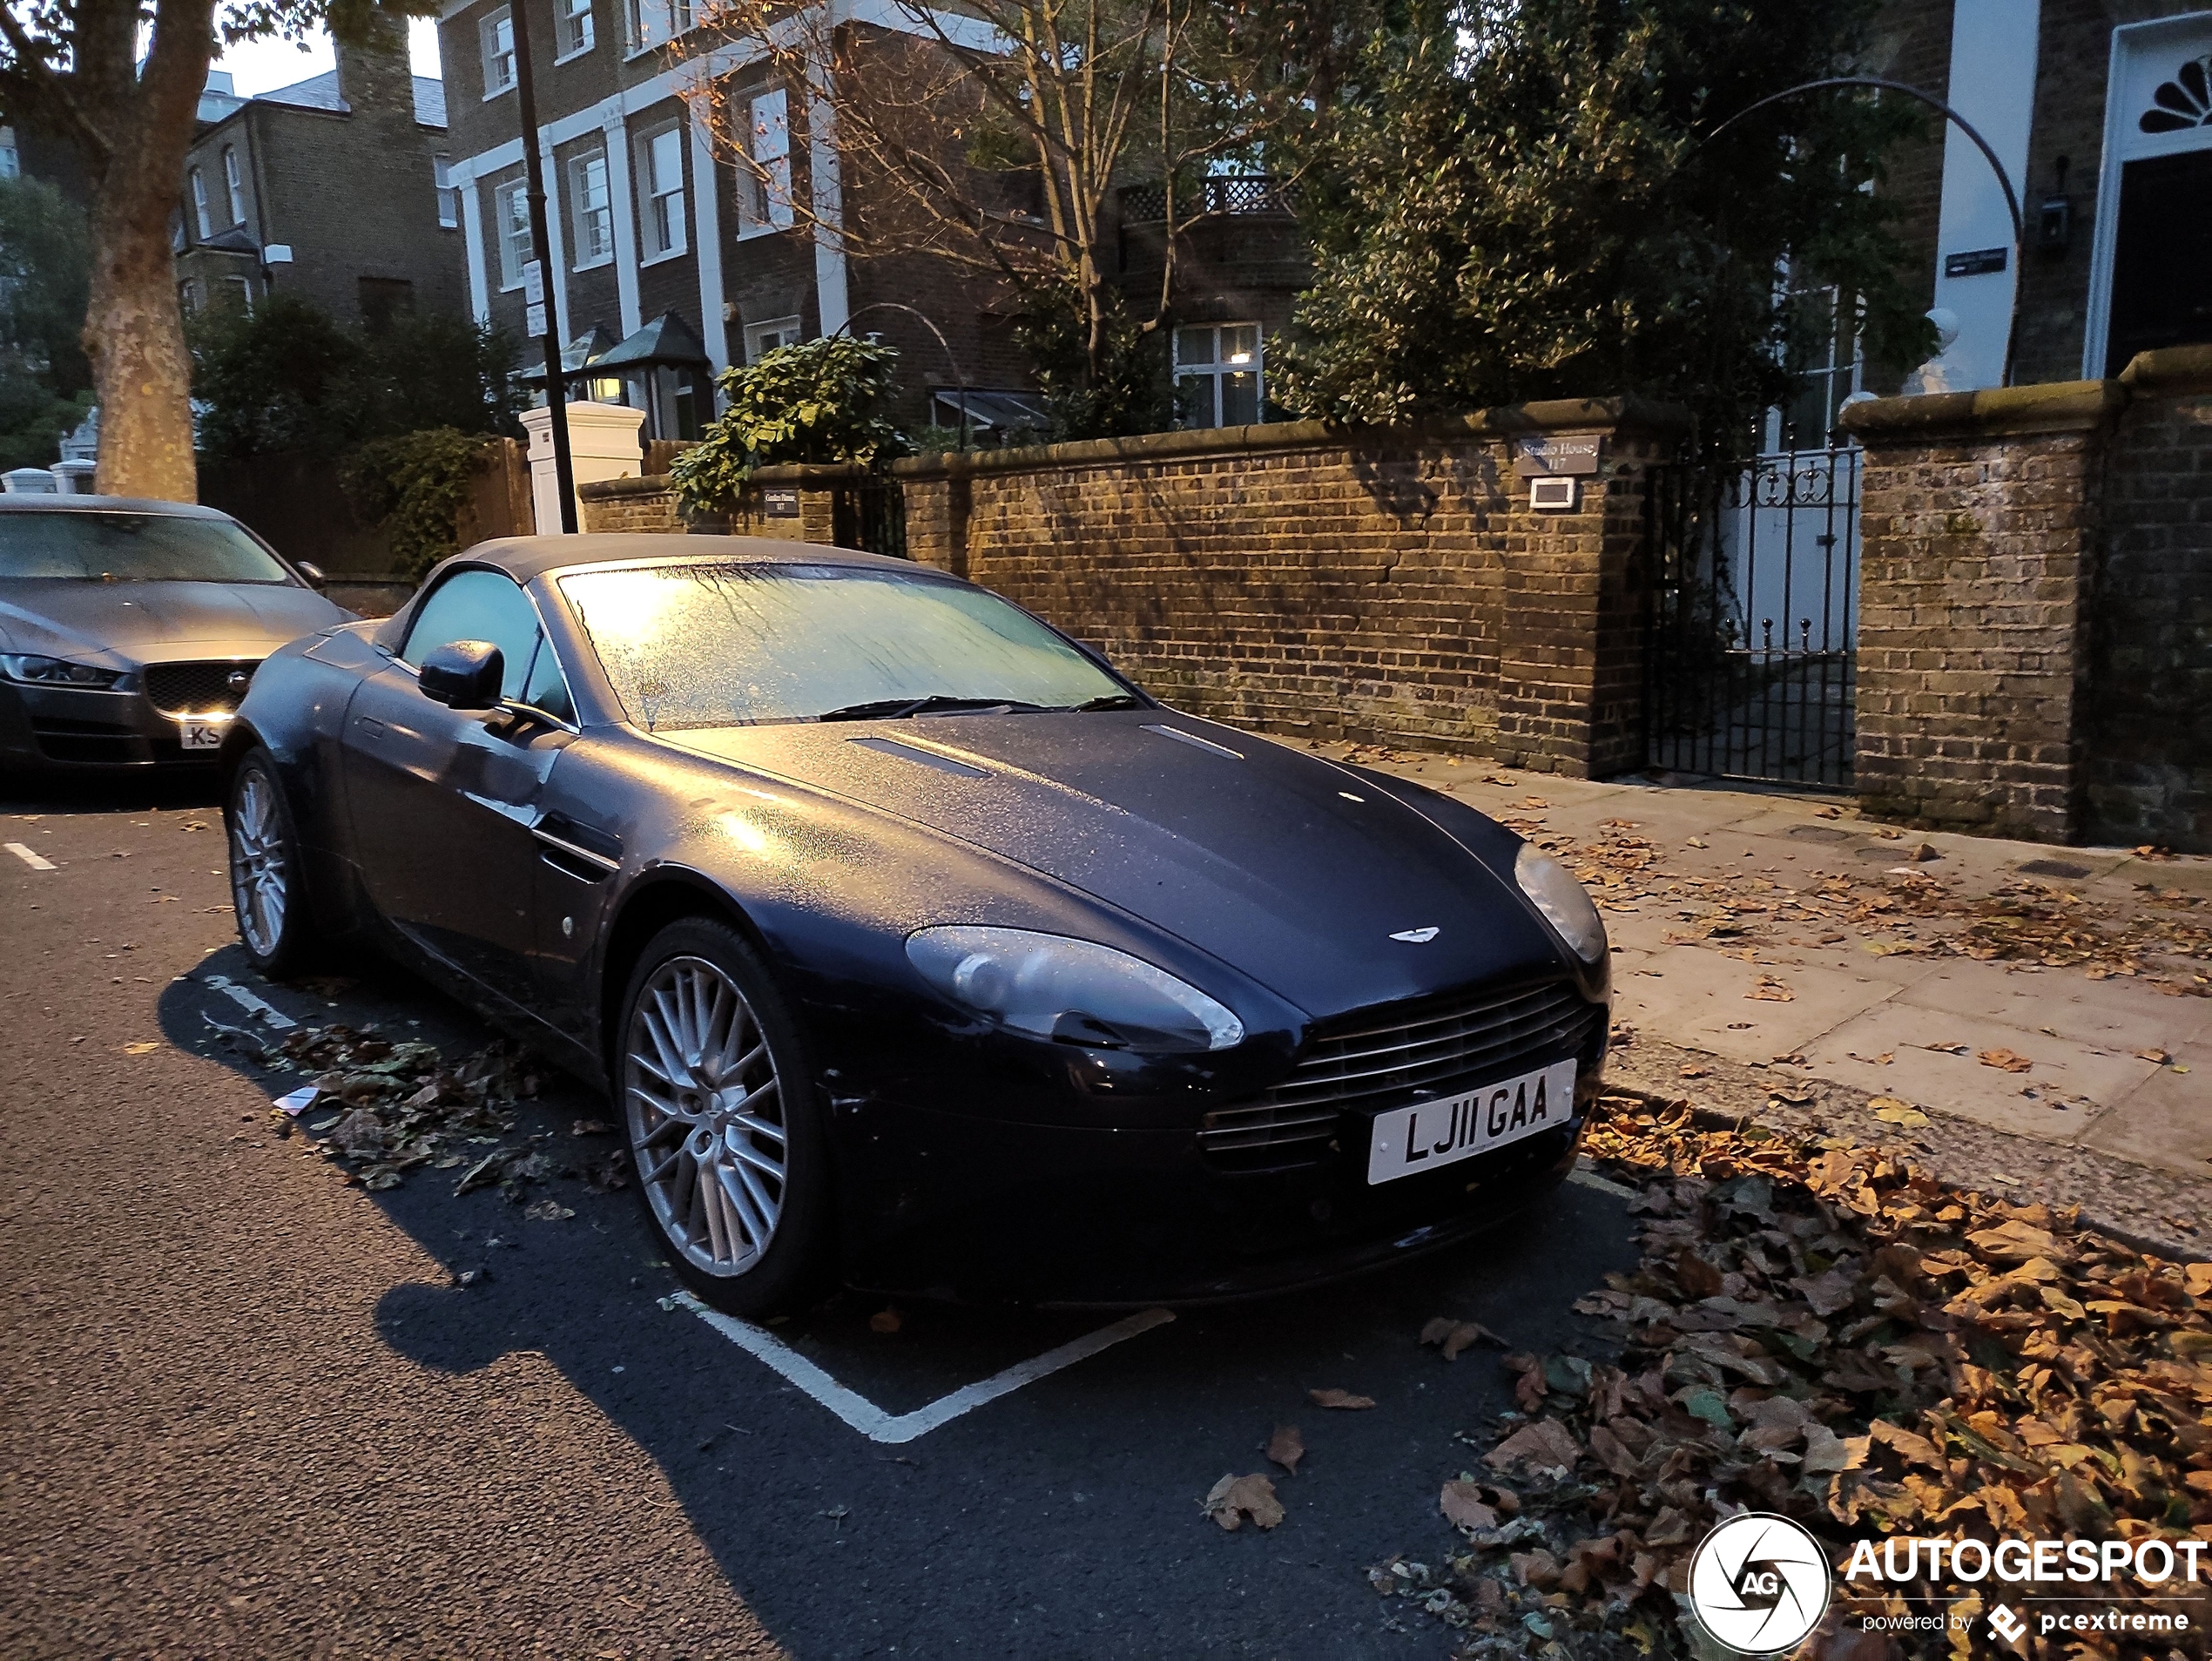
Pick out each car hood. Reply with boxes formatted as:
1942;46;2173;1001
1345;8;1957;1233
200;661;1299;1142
657;712;1567;1018
0;579;352;665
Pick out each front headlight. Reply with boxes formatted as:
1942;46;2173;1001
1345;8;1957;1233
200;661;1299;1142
1514;842;1607;966
0;653;125;689
906;925;1245;1052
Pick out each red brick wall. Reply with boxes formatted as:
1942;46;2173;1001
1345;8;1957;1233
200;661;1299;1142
895;403;1685;774
1844;349;2212;850
2085;362;2212;848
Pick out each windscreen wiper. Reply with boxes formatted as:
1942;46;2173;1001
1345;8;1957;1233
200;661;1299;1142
817;694;1049;721
1069;693;1143;711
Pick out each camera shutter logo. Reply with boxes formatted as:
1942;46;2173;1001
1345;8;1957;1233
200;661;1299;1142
1687;1513;1832;1655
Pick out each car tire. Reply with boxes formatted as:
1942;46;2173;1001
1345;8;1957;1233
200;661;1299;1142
616;917;834;1320
225;746;318;977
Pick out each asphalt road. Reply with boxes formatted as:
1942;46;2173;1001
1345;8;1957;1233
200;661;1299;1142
0;771;1636;1659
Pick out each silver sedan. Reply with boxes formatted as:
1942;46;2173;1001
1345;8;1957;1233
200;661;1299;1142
0;496;354;773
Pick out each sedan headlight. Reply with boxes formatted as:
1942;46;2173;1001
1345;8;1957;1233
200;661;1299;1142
1514;842;1607;966
906;925;1244;1052
0;653;125;689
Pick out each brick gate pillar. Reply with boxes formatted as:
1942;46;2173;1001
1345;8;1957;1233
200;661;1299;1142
1489;403;1688;778
1840;381;2123;841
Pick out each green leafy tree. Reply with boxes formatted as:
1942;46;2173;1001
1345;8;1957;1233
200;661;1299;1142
671;334;911;512
0;172;91;395
1274;0;1932;445
341;427;492;578
0;2;429;501
1013;273;1170;441
0;171;93;469
189;289;517;458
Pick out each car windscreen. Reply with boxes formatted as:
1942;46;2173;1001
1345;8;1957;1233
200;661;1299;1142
558;562;1126;730
0;512;293;583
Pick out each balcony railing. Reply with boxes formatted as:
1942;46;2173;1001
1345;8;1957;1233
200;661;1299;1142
1119;175;1300;225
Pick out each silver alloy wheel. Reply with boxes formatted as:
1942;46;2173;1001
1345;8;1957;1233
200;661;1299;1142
229;766;288;959
624;955;787;1276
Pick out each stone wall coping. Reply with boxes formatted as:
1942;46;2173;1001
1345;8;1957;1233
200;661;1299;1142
1840;379;2128;442
2118;344;2212;397
577;472;673;502
889;395;1692;482
1840;343;2212;446
751;462;871;483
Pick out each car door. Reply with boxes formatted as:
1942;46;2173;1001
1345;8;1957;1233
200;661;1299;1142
343;567;575;1009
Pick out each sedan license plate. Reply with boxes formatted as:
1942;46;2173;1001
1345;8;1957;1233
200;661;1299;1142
177;717;228;751
1366;1059;1576;1185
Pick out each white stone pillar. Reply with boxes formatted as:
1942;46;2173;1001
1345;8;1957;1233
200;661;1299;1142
520;401;645;535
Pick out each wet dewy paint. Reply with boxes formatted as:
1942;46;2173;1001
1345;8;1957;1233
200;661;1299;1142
237;536;1609;1301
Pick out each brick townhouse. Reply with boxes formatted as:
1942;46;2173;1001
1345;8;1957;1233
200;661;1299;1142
173;23;467;327
1861;0;2211;396
432;0;1312;439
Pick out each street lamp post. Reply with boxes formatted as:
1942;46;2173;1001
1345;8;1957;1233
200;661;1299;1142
507;0;577;532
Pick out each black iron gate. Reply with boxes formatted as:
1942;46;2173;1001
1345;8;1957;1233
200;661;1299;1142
1644;447;1860;789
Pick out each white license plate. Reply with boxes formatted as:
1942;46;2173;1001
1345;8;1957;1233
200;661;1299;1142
1366;1059;1577;1185
177;717;228;751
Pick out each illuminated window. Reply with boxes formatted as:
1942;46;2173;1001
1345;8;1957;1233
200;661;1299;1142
1173;322;1263;428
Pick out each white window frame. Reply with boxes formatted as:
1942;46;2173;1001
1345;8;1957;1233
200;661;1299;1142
744;314;804;362
481;7;517;98
2083;16;2212;379
435;154;459;228
179;278;204;317
1172;321;1264;429
224;275;253;312
554;0;595;60
492;174;533;290
189;167;212;240
739;87;793;234
624;0;692;55
0;126;18;179
568;147;614;268
634;120;687;261
222;146;246;226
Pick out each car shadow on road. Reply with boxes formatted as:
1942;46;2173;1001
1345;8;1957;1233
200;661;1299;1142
159;949;1642;1660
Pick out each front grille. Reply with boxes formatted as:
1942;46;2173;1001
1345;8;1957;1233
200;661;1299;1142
1199;981;1602;1171
144;659;258;715
32;717;141;764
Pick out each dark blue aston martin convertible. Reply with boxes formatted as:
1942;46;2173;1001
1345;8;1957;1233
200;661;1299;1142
222;537;1609;1313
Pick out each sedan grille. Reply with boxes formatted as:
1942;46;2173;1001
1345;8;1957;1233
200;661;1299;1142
1199;981;1602;1171
144;659;259;715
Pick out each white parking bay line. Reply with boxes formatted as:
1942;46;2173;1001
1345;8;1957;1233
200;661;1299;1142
5;842;56;871
1568;1165;1635;1199
197;974;300;1030
668;1292;1175;1444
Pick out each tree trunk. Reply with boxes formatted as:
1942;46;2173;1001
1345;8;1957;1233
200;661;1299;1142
75;0;217;503
85;201;198;501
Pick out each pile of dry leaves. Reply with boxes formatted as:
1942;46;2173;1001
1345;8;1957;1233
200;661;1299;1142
1374;1097;2212;1658
269;1024;624;1207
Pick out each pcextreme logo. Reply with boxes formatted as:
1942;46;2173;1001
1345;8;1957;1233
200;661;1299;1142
1687;1514;1832;1655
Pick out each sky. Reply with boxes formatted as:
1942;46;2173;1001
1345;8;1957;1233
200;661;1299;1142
210;17;443;96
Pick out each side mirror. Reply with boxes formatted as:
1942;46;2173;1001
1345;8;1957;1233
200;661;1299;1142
418;639;504;710
295;561;327;589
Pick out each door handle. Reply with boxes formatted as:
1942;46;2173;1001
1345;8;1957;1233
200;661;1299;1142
357;715;386;737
